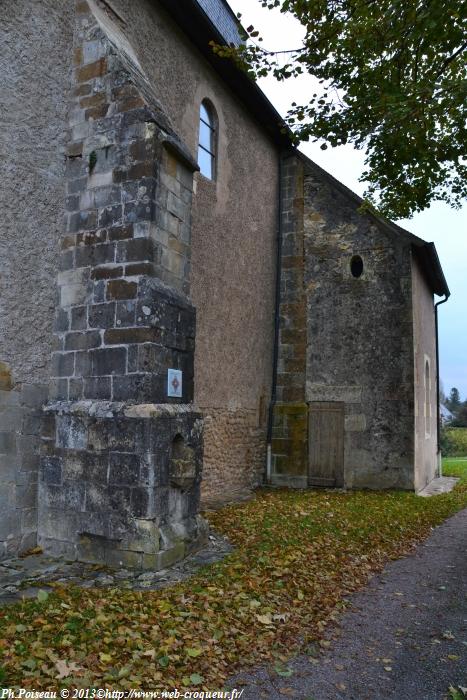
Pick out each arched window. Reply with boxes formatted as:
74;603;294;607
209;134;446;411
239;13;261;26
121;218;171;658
198;100;216;180
425;359;431;436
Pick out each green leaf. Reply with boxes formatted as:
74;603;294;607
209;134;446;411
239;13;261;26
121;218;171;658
190;673;204;685
158;655;170;668
186;648;203;657
37;590;49;603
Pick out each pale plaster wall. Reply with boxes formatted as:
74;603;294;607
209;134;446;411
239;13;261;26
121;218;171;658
0;0;74;558
412;254;438;491
106;0;279;497
0;0;74;386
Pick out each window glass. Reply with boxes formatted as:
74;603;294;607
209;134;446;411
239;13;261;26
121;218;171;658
200;102;211;124
199;120;213;153
197;146;213;180
198;101;216;179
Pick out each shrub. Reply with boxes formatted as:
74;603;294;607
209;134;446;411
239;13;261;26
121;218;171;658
441;427;467;457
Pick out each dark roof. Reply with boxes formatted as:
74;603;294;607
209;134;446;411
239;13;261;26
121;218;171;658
156;0;449;298
195;0;243;46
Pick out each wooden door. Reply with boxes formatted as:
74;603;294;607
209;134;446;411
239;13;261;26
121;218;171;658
308;402;344;487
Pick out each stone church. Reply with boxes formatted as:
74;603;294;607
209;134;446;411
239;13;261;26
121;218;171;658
0;0;449;566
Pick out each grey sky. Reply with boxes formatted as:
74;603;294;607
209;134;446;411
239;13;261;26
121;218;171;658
229;0;467;399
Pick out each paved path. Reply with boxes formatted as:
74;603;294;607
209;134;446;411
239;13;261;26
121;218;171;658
229;509;467;700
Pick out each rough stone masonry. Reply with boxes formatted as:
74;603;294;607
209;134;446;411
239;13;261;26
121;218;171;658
37;0;208;569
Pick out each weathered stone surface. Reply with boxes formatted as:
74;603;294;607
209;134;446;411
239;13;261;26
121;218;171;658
38;404;206;570
36;5;204;569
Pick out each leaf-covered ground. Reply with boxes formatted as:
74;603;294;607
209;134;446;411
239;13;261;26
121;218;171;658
1;473;466;691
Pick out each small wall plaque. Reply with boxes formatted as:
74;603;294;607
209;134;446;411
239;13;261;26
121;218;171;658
167;369;182;398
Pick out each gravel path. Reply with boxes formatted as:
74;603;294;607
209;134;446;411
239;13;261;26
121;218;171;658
228;508;467;700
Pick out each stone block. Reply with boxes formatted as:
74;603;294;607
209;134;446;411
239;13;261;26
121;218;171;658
21;508;37;533
83;377;112;399
71;305;87;330
98;205;123;229
38;508;79;542
0;432;16;454
123;200;155;225
88;302;116;328
0;406;23;433
67;209;98;234
156;540;185;570
104;327;160;345
0;454;19;479
76;57;107;82
115;300;136;326
65;331;101;351
91;265;123;280
105;548;142;569
90;347;127;376
69;379;84;400
108;224;134;241
75;351;91;376
60;283;88;308
75;242;116;268
130;487;150;518
19;531;37;554
77;534;107;563
56;416;88;450
116;238;155;264
54;308;70;333
306;383;363;403
109;452;140;484
22;412;43;437
51;352;75;377
112;374;163;403
41;456;62;485
16;482;37;510
88;418;144;453
40;479;85;512
0;389;20;407
107;279;137;300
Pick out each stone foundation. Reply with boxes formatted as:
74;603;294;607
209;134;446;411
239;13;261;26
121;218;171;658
0;377;48;559
39;402;207;569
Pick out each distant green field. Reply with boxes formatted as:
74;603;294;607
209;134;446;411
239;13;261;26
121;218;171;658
442;427;467;458
442;457;467;483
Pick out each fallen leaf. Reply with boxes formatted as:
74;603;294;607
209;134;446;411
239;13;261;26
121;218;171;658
256;614;274;626
55;660;83;680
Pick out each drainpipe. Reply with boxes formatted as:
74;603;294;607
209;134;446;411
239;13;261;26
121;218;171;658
435;293;450;462
266;152;286;483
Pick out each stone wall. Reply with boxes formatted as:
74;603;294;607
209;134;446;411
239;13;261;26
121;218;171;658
96;0;280;501
271;156;308;487
37;0;207;568
302;163;415;490
0;378;47;558
201;408;265;504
